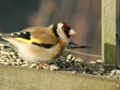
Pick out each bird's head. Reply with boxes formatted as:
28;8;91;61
57;22;76;38
50;22;76;38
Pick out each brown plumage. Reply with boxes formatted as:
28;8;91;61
0;22;76;63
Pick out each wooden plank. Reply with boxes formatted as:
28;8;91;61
103;0;116;64
0;66;119;90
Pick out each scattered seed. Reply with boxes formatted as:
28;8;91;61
66;54;72;60
30;64;37;68
49;64;59;71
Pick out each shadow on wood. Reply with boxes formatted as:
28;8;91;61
104;43;116;64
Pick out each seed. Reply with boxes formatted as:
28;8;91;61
67;54;72;60
0;62;10;65
10;52;15;55
49;64;59;71
71;57;76;61
30;64;37;68
21;63;29;67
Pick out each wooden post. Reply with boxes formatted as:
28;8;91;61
103;0;116;64
116;0;120;68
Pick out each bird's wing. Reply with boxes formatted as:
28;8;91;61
30;27;58;45
0;26;59;48
9;27;59;45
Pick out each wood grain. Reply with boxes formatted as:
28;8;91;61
0;66;119;90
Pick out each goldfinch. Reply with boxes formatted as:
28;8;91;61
0;22;76;64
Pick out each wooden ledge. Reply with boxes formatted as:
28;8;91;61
0;65;119;90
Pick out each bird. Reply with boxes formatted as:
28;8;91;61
0;22;76;64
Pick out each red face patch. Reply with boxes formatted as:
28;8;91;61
63;24;71;29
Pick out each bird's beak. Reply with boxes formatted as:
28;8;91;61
69;29;76;35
